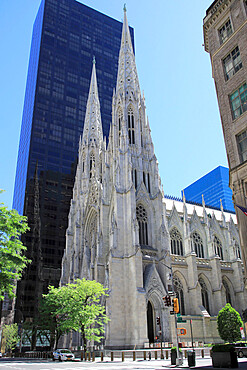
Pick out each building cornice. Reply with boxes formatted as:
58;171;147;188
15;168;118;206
203;0;233;53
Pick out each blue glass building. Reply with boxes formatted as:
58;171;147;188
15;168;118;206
182;166;235;213
13;0;134;323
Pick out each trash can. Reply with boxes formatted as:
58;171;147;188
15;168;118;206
187;350;196;367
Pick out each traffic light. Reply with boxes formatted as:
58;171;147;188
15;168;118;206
162;295;171;307
156;316;160;325
173;298;179;313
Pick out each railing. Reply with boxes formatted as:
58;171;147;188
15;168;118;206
13;348;211;361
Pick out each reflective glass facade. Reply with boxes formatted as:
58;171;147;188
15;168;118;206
182;166;235;213
13;0;134;320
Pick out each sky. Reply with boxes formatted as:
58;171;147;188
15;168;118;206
0;0;227;210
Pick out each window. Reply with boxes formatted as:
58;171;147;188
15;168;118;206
223;279;232;305
128;108;135;144
132;169;137;189
219;19;233;44
173;275;185;315
223;46;242;81
170;228;184;256
234;239;242;259
136;204;148;246
230;83;247;119
192;231;204;258
199;277;210;314
89;154;95;178
118;109;123;145
213;236;223;260
237;130;247;163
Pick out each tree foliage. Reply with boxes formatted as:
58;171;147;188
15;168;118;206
42;279;109;350
0;191;30;300
217;303;243;342
2;323;20;352
38;294;71;350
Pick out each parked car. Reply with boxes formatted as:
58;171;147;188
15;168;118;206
52;349;74;361
233;342;247;358
0;353;2;358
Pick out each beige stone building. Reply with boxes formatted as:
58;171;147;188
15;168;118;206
203;0;247;279
60;7;247;349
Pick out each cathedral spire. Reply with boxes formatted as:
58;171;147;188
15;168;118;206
116;7;140;95
82;58;103;147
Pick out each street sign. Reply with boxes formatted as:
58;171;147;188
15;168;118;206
177;313;186;322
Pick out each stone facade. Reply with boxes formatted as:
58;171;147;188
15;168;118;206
203;0;247;279
60;8;246;349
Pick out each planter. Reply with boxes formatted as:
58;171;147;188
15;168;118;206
171;351;177;365
212;351;238;368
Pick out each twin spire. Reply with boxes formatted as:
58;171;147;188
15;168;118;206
82;56;103;146
82;7;140;144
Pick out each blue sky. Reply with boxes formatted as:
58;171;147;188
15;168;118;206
0;0;227;210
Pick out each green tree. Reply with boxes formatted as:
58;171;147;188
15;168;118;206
2;323;20;353
38;295;71;350
0;191;30;300
217;303;243;342
42;279;109;351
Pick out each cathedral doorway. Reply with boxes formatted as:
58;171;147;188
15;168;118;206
147;301;154;343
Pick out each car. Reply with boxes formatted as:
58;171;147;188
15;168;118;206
52;349;75;361
233;342;247;358
0;353;2;358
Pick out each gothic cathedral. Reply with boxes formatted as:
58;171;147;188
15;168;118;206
60;8;171;349
60;8;246;349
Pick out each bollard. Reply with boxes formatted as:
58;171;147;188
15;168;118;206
88;352;91;361
84;352;87;361
185;350;187;358
154;351;157;360
144;351;146;360
92;352;95;361
166;350;168;359
122;352;124;361
161;349;164;360
101;352;104;361
111;352;114;361
148;351;151;360
81;351;84;361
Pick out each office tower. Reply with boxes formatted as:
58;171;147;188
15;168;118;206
12;0;134;322
182;166;235;212
203;0;247;277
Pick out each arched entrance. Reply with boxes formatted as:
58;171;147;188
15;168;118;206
147;301;154;343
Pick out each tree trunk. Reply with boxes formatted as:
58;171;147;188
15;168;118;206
82;326;86;353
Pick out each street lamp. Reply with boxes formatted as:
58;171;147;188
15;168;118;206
159;257;182;366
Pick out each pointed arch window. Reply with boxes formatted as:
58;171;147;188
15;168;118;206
223;279;232;305
132;169;137;189
199;277;210;314
128;108;135;144
173;275;185;315
213;236;223;260
170;228;184;256
136;204;148;246
234;239;241;259
118;110;123;145
89;154;95;178
192;231;204;258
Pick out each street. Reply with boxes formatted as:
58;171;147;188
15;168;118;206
1;357;247;370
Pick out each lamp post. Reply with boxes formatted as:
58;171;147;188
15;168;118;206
159;257;182;366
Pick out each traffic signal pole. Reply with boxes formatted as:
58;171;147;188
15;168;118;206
161;259;182;366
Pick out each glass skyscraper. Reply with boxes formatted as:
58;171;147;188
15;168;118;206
182;166;235;213
13;0;134;322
